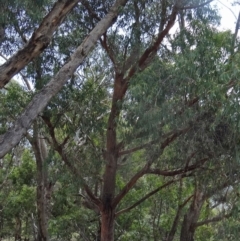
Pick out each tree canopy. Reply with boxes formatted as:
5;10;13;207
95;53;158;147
1;0;240;241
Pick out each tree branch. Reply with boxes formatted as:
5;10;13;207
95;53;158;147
0;52;32;91
112;162;149;208
147;157;209;176
115;179;177;216
125;2;178;81
167;194;194;241
0;0;80;88
0;0;130;158
100;33;119;72
113;126;190;207
119;139;157;156
41;115;102;208
178;0;214;10
122;0;141;73
81;0;101;21
194;212;232;227
231;11;240;55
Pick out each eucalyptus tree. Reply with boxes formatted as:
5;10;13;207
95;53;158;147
39;3;240;241
1;0;240;241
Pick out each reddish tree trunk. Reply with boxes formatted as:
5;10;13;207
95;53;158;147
100;74;125;241
101;209;115;241
100;153;118;241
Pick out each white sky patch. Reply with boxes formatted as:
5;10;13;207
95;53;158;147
217;0;239;31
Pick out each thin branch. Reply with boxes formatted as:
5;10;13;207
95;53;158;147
217;0;238;20
112;162;149;208
159;0;167;32
115;179;177;216
41;115;102;208
81;0;101;21
122;0;141;72
184;152;197;169
99;33;119;71
11;12;28;44
231;11;240;55
125;3;178;81
119;139;157;156
167;194;194;241
0;167;15;190
178;0;214;10
194;212;232;227
113;127;190;207
147;157;209;176
163;128;189;149
119;97;199;156
60;135;70;147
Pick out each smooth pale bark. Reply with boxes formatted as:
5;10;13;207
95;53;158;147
0;0;80;88
0;0;129;159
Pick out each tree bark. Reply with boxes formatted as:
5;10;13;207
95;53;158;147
0;0;129;159
101;208;115;241
14;216;22;241
30;127;52;241
0;0;80;88
100;72;127;241
180;189;204;241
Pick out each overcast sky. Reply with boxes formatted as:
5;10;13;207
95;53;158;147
217;0;240;31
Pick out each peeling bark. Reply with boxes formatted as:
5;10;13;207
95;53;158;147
0;0;129;159
0;0;80;88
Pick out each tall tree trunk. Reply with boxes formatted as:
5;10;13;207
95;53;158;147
180;189;204;241
30;127;51;241
100;74;125;241
101;153;118;241
101;208;115;241
0;204;3;240
14;216;22;241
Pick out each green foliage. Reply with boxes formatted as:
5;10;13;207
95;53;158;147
1;0;240;240
10;150;36;186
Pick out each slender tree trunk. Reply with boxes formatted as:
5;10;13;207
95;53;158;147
36;184;48;241
101;153;118;241
180;189;204;241
31;213;38;241
14;216;22;241
0;204;3;240
35;140;49;241
100;74;125;241
30;128;50;241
